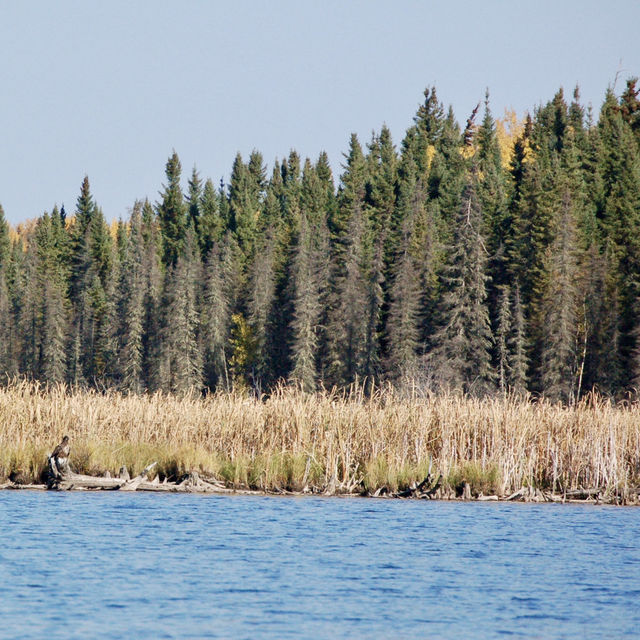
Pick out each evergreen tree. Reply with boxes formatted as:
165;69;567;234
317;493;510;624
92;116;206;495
0;265;11;376
386;213;421;382
618;77;640;145
34;212;69;383
330;134;366;263
246;226;277;390
539;187;579;403
140;200;164;391
157;151;186;268
428;176;495;395
0;204;9;269
229;150;265;260
597;89;640;385
476;92;509;296
509;284;528;394
119;202;145;392
202;243;231;391
289;160;330;391
68;177;96;384
159;226;203;394
187;166;203;233
327;198;369;386
199;178;224;258
289;210;322;391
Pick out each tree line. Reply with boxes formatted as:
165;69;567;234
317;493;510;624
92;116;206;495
1;80;639;402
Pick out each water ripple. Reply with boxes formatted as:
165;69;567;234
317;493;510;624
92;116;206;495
0;493;639;638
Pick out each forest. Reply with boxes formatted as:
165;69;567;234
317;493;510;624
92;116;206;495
1;80;639;404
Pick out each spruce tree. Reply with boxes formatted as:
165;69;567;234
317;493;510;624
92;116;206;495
140;200;164;391
539;187;579;403
508;284;528;394
0;204;9;269
0;265;11;376
157;151;186;268
428;175;495;395
159;226;203;394
119;202;145;392
202;243;231;391
598;89;640;384
386;215;421;383
289;160;330;391
187;166;203;234
246;226;277;390
289;210;322;391
476;92;509;296
229;151;265;260
199;178;224;258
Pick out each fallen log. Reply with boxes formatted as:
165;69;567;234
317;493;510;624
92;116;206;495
564;488;601;499
47;458;157;491
394;473;442;499
120;462;158;491
505;487;526;501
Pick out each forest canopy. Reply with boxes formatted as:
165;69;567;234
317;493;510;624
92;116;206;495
1;79;640;403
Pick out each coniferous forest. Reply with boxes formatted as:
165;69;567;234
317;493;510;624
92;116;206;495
1;81;640;403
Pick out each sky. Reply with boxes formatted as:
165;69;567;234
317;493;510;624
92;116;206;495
1;0;639;225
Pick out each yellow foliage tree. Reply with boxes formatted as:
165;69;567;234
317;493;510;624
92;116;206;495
229;313;258;391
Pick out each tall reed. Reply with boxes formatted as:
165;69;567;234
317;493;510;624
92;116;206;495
1;380;639;496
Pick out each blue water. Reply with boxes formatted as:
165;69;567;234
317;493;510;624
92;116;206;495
0;493;638;639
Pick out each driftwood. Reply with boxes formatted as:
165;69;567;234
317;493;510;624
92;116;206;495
394;473;442;499
47;455;158;491
4;449;635;503
45;451;237;494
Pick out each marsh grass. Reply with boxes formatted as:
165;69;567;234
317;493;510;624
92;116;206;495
1;380;640;495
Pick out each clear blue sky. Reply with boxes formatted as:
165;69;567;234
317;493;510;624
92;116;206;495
1;0;638;225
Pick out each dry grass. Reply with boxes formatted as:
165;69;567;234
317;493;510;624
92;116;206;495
1;380;640;496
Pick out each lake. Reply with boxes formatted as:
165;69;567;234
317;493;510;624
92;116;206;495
0;491;638;639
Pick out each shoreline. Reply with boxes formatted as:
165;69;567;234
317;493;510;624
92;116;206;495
2;382;640;506
2;478;638;506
